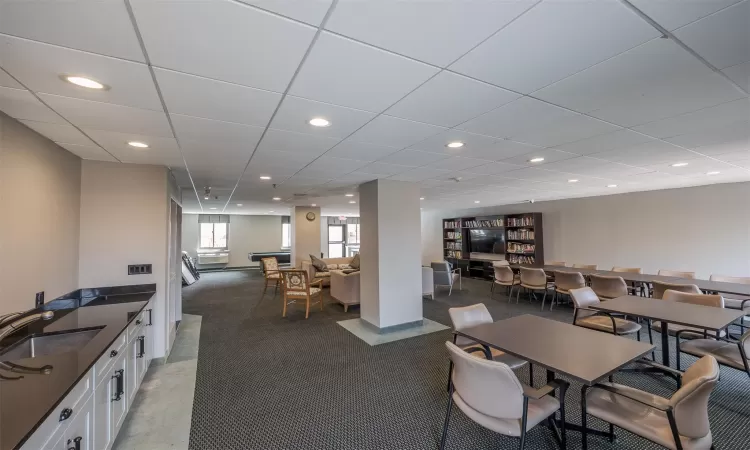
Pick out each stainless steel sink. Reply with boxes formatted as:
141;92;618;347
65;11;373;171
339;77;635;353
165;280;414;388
0;328;103;360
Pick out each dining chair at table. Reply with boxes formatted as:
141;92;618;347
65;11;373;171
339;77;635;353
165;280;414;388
491;265;520;299
448;304;527;369
581;355;719;450
546;260;567;267
658;269;697;279
573;264;598;270
590;274;629;301
550;271;585;310
710;274;750;332
612;266;646;296
569;287;644;340
280;270;323;319
653;290;726;339
261;257;282;297
677;328;750;377
441;341;568;450
517;267;552;310
432;261;461;296
652;281;701;300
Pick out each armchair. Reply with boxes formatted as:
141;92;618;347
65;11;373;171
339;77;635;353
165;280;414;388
432;261;461;296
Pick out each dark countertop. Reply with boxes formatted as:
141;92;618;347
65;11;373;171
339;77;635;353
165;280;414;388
0;290;154;450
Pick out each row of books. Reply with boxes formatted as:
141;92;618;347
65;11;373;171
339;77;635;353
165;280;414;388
507;216;534;227
445;250;462;259
507;229;534;240
445;231;462;240
507;243;535;253
444;221;460;229
463;219;503;228
446;242;462;250
508;254;535;264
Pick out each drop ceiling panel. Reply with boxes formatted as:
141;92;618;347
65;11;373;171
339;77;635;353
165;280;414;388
154;69;281;127
588;141;700;166
385;71;520;127
323;140;399;161
237;0;333;25
288;32;439;112
665;120;750;149
357;162;411;176
627;0;741;31
130;0;316;92
461;161;526;175
270;95;376;138
245;164;299;179
508;113;619;147
257;128;340;157
83;129;183;166
554;129;655;155
0;35;161;110
672;0;750;70
0;87;65;123
378;149;449;167
170;113;264;146
0;69;23;89
347;115;445;148
331;172;378;184
534;39;744;127
409;130;500;158
722;61;749;91
424;156;491;171
19;120;95;146
0;0;145;61
633;99;749;139
305;155;370;173
282;175;332;187
251;149;317;171
457;97;571;139
56;142;117;162
643;157;737;177
388;167;451;182
449;1;659;93
325;0;533;67
179;140;252;167
500;149;578;166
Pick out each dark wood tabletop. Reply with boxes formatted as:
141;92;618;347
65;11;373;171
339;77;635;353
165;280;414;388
454;314;654;386
592;296;745;331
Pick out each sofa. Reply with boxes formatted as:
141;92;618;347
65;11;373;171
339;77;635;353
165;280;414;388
301;256;355;287
330;270;360;312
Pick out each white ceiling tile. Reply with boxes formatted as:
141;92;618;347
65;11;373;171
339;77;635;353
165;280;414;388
628;0;741;31
257;128;340;157
306;155;369;173
665;120;749;148
130;0;316;92
385;71;520;127
0;69;23;89
83;129;183;166
694;140;750;158
170;113;264;146
588;141;700;166
270;95;376;138
409;130;508;160
554;129;656;155
673;1;749;69
154;68;281;127
642;157;738;176
40;93;172;136
498;149;578;166
457;97;571;138
357;162;411;176
282;175;332;187
289;32;439;112
251;149;315;170
0;35;162;110
0;0;145;61
533;156;610;174
348;115;445;148
237;0;332;25
325;0;534;67
0;87;64;123
331;172;378;184
633;98;749;139
449;1;659;93
388;167;451;182
323;140;400;161
424;156;491;171
509;113;620;148
535;39;744;127
19;120;94;146
722;61;749;91
56;142;117;162
378;149;449;167
460;161;526;175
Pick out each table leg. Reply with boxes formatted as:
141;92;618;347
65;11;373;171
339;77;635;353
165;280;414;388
660;321;670;367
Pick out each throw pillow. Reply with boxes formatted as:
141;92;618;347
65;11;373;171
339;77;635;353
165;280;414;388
338;264;352;270
310;254;327;272
350;253;360;269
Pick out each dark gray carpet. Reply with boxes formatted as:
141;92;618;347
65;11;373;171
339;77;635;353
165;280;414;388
183;271;750;449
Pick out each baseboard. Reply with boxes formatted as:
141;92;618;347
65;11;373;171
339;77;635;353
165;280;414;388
198;266;256;272
361;318;424;335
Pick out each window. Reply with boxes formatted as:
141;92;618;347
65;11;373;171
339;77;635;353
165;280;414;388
346;224;360;244
328;225;344;258
200;222;228;249
281;223;291;249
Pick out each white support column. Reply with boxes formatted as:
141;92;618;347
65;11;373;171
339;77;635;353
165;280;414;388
291;206;321;269
359;179;422;330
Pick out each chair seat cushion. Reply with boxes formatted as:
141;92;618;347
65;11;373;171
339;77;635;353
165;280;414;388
576;316;641;335
314;271;331;278
494;279;520;287
461;345;527;369
651;322;726;337
586;382;713;450
453;391;559;437
287;287;321;296
724;296;750;310
266;273;280;279
680;339;747;371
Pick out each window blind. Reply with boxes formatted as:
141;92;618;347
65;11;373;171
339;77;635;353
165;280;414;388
198;214;230;224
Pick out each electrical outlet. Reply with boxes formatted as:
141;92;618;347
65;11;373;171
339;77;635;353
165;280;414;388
35;291;44;308
128;264;152;275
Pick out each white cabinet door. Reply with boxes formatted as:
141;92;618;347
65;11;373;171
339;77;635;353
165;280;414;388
62;395;93;450
127;336;139;405
92;366;113;450
110;353;128;437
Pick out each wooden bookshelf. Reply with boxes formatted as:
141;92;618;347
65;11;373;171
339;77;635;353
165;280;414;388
504;213;544;265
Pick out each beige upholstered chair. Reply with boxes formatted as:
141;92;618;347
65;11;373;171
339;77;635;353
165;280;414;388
440;341;568;450
330;270;360;312
517;267;551;309
546;260;567;267
492;260;510;267
589;274;628;300
432;261;461;296
678;329;750;377
652;290;725;338
280;270;323;319
612;267;643;274
569;287;642;337
658;269;696;279
652;281;701;300
261;257;281;297
612;266;646;296
551;271;585;310
573;264;598;270
491;265;519;299
582;355;719;450
448;304;526;369
709;274;750;311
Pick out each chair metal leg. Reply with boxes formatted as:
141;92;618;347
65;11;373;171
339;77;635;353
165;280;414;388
439;385;454;450
448;283;453;296
519;397;529;450
647;320;656;360
541;290;548;311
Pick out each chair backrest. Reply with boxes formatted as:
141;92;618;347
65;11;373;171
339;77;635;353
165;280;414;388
432;261;453;286
569;287;600;318
449;304;493;346
492;260;509;267
431;261;450;273
493;265;515;283
652;281;701;300
589;274;628;299
658;269;696;279
573;264;598;270
261;257;279;274
547;261;567;267
553;271;585;291
741;329;750;358
663;290;724;308
612;266;643;274
669;355;719;439
709;274;750;284
519;267;546;287
281;270;310;295
445;341;524;419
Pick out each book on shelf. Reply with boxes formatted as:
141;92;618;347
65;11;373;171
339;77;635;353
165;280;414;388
462;218;504;228
507;216;534;227
445;231;462;240
507;229;535;240
444;220;460;228
446;242;462;250
446;250;462;259
507;242;535;253
508;254;535;264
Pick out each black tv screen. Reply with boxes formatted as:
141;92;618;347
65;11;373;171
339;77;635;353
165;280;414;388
469;229;505;254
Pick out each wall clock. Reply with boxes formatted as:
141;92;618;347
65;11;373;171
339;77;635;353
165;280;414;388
306;212;316;221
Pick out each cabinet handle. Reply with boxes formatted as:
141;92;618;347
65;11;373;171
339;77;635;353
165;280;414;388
112;369;124;401
110;350;118;358
137;336;145;358
59;408;73;422
67;436;82;450
146;309;152;326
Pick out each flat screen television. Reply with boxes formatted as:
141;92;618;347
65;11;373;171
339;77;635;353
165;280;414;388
469;229;505;254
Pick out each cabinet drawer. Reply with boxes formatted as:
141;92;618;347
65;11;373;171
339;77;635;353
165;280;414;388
128;307;149;339
93;331;127;387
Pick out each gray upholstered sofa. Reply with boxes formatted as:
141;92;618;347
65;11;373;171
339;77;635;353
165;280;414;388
301;256;354;287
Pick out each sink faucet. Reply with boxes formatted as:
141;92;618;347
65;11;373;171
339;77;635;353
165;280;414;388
0;310;54;343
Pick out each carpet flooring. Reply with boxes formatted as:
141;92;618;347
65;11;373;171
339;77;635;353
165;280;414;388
182;270;750;449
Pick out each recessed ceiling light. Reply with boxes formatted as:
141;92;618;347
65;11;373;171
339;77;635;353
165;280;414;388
345;193;354;197
349;201;356;204
706;171;721;175
420;197;425;200
474;200;480;204
127;141;149;148
204;196;209;200
446;141;464;149
269;210;274;213
236;203;243;206
308;117;330;127
671;162;689;167
607;184;618;188
529;157;545;163
259;175;271;180
568;179;579;183
63;75;107;90
209;207;217;210
272;197;281;201
311;204;317;207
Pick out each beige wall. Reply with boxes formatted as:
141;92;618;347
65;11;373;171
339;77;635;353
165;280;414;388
422;182;750;279
291;206;321;268
0;112;81;314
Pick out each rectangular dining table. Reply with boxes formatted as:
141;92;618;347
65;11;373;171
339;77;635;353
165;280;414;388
590;295;746;366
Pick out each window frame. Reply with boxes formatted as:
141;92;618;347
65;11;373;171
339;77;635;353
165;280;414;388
199;222;229;250
281;222;291;250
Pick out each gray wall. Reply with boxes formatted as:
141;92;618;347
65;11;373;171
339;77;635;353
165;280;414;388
422;182;750;279
0;112;81;314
